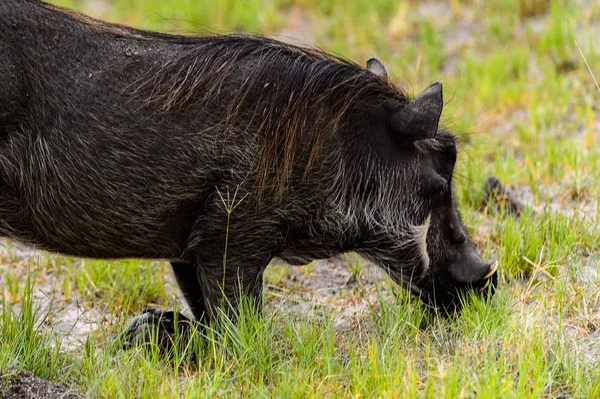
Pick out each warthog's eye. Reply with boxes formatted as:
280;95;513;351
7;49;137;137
423;173;449;204
449;221;466;244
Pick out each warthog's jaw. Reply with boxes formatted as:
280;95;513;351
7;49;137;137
414;259;499;313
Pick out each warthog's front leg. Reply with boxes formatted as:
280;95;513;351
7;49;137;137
188;205;281;323
119;205;281;351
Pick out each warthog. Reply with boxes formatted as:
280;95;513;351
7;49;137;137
1;0;498;346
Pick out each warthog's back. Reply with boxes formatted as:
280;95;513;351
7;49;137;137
0;0;251;258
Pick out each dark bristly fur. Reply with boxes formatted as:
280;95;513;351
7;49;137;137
0;0;497;347
133;34;406;194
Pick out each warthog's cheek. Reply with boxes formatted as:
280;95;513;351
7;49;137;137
411;213;431;276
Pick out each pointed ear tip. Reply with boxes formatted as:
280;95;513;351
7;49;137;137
366;58;389;81
366;58;381;66
431;81;443;91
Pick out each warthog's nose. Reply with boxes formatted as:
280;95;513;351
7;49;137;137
427;258;498;313
448;249;497;285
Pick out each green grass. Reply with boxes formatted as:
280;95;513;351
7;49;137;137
1;0;600;397
0;277;69;380
4;274;599;397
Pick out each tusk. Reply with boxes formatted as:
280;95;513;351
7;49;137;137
483;260;498;280
479;279;490;291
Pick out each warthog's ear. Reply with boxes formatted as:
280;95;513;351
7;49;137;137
366;58;388;82
391;82;443;142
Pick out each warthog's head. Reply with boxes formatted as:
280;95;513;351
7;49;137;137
351;59;498;312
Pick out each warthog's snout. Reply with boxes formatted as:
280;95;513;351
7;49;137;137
423;256;499;313
448;249;498;287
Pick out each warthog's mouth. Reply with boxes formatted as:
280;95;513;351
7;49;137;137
411;260;499;313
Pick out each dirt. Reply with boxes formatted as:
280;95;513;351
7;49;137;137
0;241;105;352
267;256;394;330
0;368;82;399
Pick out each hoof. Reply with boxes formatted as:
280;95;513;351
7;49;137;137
118;308;193;352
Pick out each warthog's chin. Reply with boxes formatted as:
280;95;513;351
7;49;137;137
411;260;499;313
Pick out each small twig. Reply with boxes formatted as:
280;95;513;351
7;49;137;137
575;39;600;94
521;244;556;302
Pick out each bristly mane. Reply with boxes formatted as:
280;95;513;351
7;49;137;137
139;35;410;194
40;0;409;194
